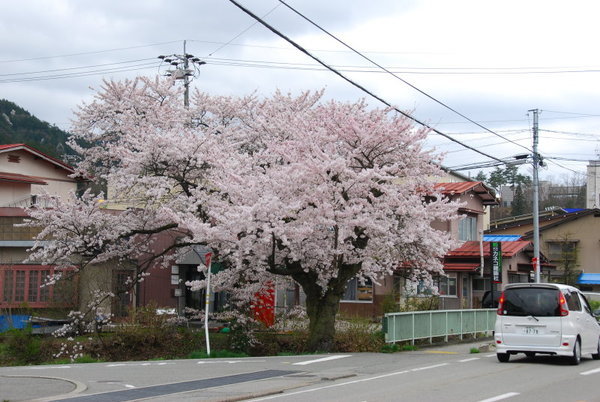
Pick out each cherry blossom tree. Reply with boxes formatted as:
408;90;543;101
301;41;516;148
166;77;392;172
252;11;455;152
26;76;459;352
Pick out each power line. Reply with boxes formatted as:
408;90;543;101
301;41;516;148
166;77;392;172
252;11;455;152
277;0;533;156
207;4;281;56
0;62;159;84
227;0;505;164
0;58;157;78
0;41;182;64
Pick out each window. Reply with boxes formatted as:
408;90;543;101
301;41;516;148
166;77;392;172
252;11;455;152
342;278;373;302
458;215;478;241
416;274;457;297
0;266;68;308
564;291;581;311
501;288;561;317
438;274;457;296
546;241;578;261
473;278;490;291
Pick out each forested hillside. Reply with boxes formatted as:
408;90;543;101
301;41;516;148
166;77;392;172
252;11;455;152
0;99;73;158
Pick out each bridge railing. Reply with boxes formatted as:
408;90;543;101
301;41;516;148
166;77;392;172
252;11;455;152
383;309;497;344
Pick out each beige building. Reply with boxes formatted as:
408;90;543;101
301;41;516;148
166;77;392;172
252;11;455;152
487;208;600;287
0;144;78;207
0;144;116;315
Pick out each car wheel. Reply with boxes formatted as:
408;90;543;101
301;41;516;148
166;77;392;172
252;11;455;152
497;353;510;362
570;339;581;365
592;337;600;360
525;352;535;358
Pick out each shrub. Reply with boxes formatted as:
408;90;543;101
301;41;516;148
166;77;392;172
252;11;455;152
2;328;43;365
334;318;384;352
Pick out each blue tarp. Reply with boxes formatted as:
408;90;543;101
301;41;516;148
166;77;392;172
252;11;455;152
483;234;522;242
578;273;600;285
0;315;30;332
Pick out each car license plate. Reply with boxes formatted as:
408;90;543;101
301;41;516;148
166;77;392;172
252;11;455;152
523;326;539;335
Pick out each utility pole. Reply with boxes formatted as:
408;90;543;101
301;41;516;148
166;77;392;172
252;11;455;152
529;109;541;283
158;40;206;107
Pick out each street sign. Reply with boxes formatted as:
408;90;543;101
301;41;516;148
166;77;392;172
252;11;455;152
491;242;502;283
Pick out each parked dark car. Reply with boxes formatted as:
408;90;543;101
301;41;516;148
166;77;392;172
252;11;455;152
481;291;501;308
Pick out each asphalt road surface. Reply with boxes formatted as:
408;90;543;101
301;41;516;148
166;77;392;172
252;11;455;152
1;340;600;401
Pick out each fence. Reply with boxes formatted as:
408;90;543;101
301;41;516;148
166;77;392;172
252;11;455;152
384;309;497;344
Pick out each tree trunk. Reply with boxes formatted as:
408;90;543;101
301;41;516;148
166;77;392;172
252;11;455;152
304;288;342;352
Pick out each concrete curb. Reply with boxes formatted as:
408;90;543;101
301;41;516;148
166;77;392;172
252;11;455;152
1;374;88;402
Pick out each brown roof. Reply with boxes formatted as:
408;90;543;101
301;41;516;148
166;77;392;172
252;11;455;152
0;143;74;173
443;262;480;272
434;181;498;205
0;172;47;185
446;240;531;258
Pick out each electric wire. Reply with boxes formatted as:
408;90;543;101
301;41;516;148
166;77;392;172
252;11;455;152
207;3;281;56
0;41;182;64
227;0;505;164
277;0;533;156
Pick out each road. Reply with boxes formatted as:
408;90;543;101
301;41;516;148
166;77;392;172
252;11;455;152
1;340;600;401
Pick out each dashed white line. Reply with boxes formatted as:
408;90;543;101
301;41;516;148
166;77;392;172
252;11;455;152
293;355;351;366
410;363;449;371
27;366;71;370
486;354;497;358
581;367;600;376
197;360;266;364
478;392;520;402
458;358;480;363
249;362;450;400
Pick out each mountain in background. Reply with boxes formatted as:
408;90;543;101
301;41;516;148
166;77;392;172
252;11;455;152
0;99;74;160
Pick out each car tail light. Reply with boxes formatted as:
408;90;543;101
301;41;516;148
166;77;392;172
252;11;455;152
558;292;569;316
496;292;505;315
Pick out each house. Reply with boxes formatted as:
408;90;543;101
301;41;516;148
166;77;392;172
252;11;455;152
337;180;500;318
0;144;82;312
0;144;135;319
486;208;600;289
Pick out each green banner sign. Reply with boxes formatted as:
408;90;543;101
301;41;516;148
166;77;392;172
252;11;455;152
491;242;502;283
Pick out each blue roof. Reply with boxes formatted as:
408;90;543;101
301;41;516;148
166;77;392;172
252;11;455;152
564;208;584;213
483;235;522;242
578;273;600;285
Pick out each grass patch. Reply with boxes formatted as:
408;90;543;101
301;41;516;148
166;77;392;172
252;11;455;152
470;347;480;354
187;349;249;359
380;343;418;353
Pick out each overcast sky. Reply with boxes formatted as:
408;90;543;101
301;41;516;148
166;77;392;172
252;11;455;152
2;0;600;182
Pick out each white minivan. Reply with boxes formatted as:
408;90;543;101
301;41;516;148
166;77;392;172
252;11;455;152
495;283;600;364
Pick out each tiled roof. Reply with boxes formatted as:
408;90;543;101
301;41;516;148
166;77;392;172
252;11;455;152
0;172;47;185
446;240;531;258
443;262;480;272
434;181;497;205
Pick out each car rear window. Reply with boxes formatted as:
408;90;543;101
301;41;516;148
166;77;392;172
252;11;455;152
501;287;561;317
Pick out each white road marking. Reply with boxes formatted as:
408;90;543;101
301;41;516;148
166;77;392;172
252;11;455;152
486;354;496;357
581;367;600;375
410;363;449;371
105;362;175;368
197;360;266;364
125;384;136;388
458;358;480;363
293;355;352;366
478;392;520;402
249;363;449;400
27;366;71;369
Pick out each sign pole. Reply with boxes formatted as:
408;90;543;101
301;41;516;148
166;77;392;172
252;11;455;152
491;242;503;307
204;252;212;356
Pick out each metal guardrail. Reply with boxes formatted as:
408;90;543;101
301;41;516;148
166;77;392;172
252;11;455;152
384;309;497;344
